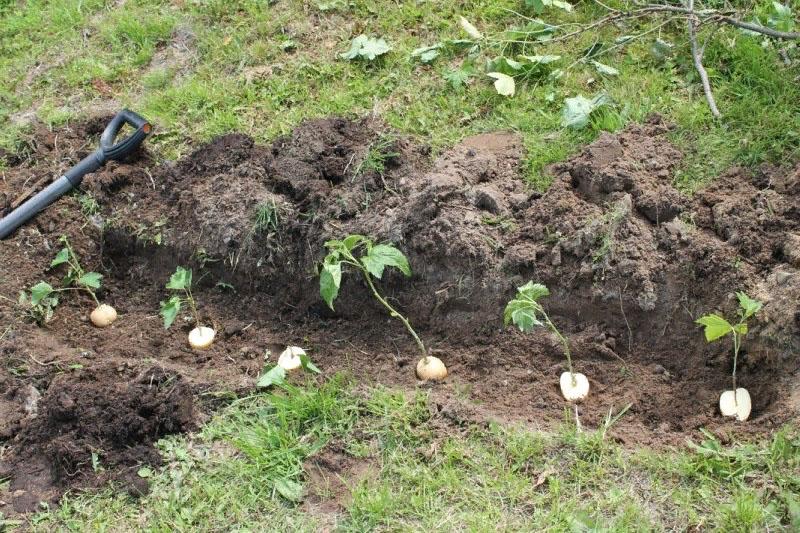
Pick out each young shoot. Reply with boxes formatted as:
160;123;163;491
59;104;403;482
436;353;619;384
160;266;215;349
19;236;115;327
504;281;588;401
319;234;446;381
696;291;763;422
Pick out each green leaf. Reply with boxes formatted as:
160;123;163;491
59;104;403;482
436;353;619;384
137;467;152;478
274;478;303;502
487;72;515;96
411;44;441;64
443;66;473;89
343;234;367;250
77;272;102;290
458;16;483;40
340;35;391;61
733;323;748;336
650;38;674;62
561;94;610;129
696;314;734;342
50;248;70;268
486;56;525;76
166;267;192;291
591;60;619;76
360;244;411;279
30;282;54;305
736;292;762;319
320;260;342;309
300;354;322;374
526;0;572;12
159;296;182;329
525;0;545;13
256;365;286;388
517;281;550;301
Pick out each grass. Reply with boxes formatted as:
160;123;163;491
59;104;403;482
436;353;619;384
2;0;799;530
1;1;798;188
26;375;800;531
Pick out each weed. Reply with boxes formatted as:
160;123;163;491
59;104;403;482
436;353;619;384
353;135;399;179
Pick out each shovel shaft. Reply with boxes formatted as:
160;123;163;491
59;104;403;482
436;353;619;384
0;176;74;239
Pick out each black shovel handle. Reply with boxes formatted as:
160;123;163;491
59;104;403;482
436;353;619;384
0;109;151;239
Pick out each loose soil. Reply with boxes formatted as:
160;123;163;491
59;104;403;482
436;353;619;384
1;114;798;515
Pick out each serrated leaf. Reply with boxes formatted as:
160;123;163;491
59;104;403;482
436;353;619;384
592;60;619;76
360;244;411;279
30;282;54;305
77;272;102;289
517;281;550;301
736;292;762;319
443;66;473;89
51;248;70;268
300;354;322;374
274;478;303;502
487;72;515;96
159;296;182;329
696;314;733;342
411;44;441;64
166;267;191;291
256;365;286;388
340;35;391;61
561;93;610;129
459;16;483;40
320;260;342;309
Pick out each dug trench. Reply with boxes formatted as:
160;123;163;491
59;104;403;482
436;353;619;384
1;115;798;514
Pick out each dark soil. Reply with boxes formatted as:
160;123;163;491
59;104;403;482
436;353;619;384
1;114;798;515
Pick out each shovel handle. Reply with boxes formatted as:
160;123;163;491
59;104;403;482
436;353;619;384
99;109;152;161
0;109;151;239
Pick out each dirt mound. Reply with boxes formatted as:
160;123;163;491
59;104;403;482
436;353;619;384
1;114;798;514
1;366;193;512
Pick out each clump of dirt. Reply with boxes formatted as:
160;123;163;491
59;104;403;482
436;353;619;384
1;113;798;516
0;366;194;513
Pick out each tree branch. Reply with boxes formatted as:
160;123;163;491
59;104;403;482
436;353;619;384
686;0;720;117
715;16;800;39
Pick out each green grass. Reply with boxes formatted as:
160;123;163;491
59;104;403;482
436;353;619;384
26;375;800;531
1;1;798;186
3;1;800;530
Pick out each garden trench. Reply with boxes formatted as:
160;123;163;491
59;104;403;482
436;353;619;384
1;114;798;513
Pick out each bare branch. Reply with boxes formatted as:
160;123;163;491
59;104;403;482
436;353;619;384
687;0;721;117
715;16;800;40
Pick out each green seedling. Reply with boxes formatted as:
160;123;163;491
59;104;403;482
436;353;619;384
504;281;588;401
696;292;763;422
19;236;116;327
319;235;447;381
160;266;215;349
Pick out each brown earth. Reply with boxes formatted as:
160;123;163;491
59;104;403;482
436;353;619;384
1;114;798;515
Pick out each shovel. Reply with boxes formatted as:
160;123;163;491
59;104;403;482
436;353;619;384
0;109;151;239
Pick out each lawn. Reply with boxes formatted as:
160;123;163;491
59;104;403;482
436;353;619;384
1;0;799;530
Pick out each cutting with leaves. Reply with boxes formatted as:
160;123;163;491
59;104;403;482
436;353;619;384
320;235;446;381
505;281;588;401
19;236;116;327
696;292;763;421
160;266;215;349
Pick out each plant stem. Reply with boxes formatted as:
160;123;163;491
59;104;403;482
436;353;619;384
362;271;427;358
185;288;201;327
543;312;574;380
732;331;740;404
